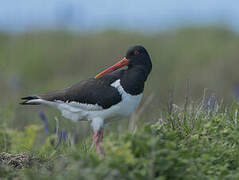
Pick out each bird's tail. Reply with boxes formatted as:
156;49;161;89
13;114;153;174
20;95;41;105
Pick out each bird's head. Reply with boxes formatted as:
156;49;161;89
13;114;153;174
95;45;152;78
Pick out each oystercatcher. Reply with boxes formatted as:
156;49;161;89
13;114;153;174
20;45;152;155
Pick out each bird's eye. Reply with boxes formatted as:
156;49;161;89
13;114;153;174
133;50;140;56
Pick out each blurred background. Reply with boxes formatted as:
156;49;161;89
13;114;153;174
0;0;239;136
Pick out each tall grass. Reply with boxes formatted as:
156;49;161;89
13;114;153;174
1;90;239;179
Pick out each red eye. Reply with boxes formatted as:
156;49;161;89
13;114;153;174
134;50;140;55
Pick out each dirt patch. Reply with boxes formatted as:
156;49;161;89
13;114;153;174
0;152;38;169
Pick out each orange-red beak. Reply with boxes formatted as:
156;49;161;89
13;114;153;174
95;57;129;79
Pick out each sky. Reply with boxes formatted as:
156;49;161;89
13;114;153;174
0;0;239;32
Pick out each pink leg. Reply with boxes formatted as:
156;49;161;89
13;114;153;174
93;127;105;156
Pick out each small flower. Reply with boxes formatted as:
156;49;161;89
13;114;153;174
234;86;239;99
38;111;49;134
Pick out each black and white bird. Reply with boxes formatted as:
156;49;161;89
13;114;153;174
20;45;152;155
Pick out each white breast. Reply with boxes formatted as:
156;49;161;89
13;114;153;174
110;79;142;117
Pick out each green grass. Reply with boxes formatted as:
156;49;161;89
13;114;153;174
1;95;239;179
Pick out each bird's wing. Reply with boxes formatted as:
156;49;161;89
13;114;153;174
21;71;124;110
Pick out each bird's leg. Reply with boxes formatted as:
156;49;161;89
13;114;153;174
93;127;105;156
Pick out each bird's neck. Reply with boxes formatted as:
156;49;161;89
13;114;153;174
128;65;151;81
120;66;149;95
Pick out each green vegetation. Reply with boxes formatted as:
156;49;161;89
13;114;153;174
1;98;239;179
0;26;239;179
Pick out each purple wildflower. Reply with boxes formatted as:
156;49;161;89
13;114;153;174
234;86;239;100
38;111;49;134
61;129;67;142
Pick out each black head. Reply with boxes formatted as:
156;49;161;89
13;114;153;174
126;45;152;75
95;45;152;80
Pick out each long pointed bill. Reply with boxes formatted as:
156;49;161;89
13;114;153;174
95;57;129;79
